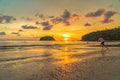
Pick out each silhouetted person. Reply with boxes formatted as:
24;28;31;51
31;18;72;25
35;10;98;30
98;37;108;50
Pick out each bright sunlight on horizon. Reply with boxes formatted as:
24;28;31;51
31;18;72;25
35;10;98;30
0;0;120;40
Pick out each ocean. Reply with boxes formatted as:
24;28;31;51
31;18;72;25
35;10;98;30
0;41;120;80
0;41;99;64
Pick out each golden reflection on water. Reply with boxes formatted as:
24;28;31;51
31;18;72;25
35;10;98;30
60;46;78;65
0;41;98;67
52;41;98;66
53;42;80;65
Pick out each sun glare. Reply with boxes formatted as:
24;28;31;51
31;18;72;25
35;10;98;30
62;33;71;41
64;37;69;41
62;33;71;37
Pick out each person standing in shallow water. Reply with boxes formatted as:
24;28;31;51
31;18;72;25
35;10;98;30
98;37;108;50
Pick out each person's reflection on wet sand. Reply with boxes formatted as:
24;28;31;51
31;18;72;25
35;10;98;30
100;49;107;57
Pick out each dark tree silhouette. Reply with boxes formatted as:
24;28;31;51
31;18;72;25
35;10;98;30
40;36;55;41
82;27;120;41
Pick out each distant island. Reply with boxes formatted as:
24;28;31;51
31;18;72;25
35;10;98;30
82;27;120;41
40;36;55;41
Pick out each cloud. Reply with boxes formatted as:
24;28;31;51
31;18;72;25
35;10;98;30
11;32;19;34
35;13;55;20
0;32;6;35
0;14;16;23
22;25;38;29
0;16;3;23
51;17;63;24
21;17;32;21
51;9;80;26
41;21;53;30
48;16;54;18
85;9;117;23
101;11;117;23
35;21;41;25
60;9;73;25
85;9;106;17
11;32;21;36
3;16;16;23
43;27;51;30
19;29;23;32
39;14;44;19
84;23;92;26
69;14;80;21
61;9;71;19
35;9;80;30
35;13;46;20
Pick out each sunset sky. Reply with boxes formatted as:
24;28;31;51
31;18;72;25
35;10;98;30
0;0;120;40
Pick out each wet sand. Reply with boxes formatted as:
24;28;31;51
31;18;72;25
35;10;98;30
0;47;120;80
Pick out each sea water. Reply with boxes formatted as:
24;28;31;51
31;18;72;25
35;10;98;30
0;41;120;80
0;40;119;65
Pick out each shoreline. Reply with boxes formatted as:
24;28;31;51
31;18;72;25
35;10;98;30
88;44;120;47
0;47;120;80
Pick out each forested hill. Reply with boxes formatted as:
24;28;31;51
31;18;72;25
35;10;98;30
82;27;120;41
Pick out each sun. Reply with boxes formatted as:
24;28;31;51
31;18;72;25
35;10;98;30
62;33;71;38
62;33;71;41
64;37;69;41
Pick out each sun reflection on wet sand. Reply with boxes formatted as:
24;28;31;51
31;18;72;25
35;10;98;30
58;45;79;65
0;41;120;80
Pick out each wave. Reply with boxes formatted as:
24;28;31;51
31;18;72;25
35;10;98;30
0;43;85;48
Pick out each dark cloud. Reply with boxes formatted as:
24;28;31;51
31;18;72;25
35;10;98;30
25;17;32;21
61;9;71;19
85;9;117;24
35;21;41;25
22;25;38;29
2;15;16;23
35;13;55;20
35;9;80;30
51;9;80;26
0;16;3;23
43;27;51;30
0;14;16;23
0;32;6;35
49;16;54;18
60;9;72;25
11;32;19;34
41;21;53;30
85;9;106;17
11;32;21;36
41;21;49;26
19;29;23;32
62;20;70;25
35;13;46;20
101;11;117;23
39;14;45;20
51;17;63;24
84;23;92;26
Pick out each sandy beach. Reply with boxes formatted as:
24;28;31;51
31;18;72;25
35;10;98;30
0;41;120;80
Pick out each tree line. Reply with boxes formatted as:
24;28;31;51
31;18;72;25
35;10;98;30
82;26;120;41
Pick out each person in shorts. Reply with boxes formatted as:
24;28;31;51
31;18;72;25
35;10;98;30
98;37;108;50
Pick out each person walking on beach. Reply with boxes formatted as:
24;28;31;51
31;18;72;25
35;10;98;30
98;37;108;50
